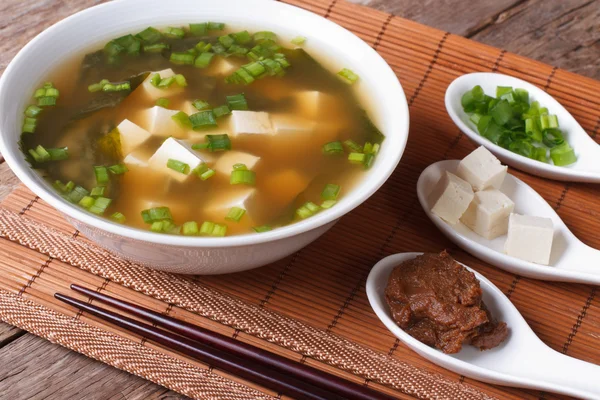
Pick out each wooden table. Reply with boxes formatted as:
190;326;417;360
0;0;597;398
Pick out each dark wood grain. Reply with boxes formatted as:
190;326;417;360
0;0;597;398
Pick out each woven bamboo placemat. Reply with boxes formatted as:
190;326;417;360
1;0;599;399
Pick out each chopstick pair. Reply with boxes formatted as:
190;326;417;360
55;285;395;400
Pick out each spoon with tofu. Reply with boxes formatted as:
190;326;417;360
416;146;600;285
366;252;600;398
445;72;600;183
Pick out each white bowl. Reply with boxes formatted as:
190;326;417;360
0;0;408;274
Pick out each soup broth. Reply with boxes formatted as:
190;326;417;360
20;24;384;236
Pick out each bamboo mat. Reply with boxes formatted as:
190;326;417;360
1;0;600;399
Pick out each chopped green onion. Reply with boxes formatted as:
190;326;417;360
22;117;37;133
182;221;199;235
218;34;235;48
167;159;190;175
156;98;170;108
206;134;231;151
142;206;173;223
37;96;56;107
163;27;185;39
550;143;577;166
174;74;187;87
343;140;362;153
291;36;306;45
170;52;195;65
348;152;365;164
363;153;375;169
191;143;210;150
232;30;252;44
296;202;320;219
208;22;225;31
189;23;208;36
25;105;42;118
337;68;359;84
195;41;212;52
102;82;131;92
226;93;248;110
143;43;169;53
253;31;277;42
233;163;247;170
226;68;255;85
151;221;166;232
94;166;109;184
213;105;231;118
532;147;547;162
542;128;565;148
79;196;95;209
194;52;214;68
321;184;341;200
192;163;216;180
192;99;210;110
136;27;162;44
90;186;106;197
28;145;50;162
158;76;175;88
108;164;128;175
199;221;227;237
253;225;272;233
114;34;141;55
230;169;256;185
149;73;161;87
189;110;217;130
89;197;112;215
321;200;337;209
111;212;126;224
171;111;192;128
322;141;344;155
67;186;89;203
225;207;246;222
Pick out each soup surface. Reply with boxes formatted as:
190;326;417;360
20;24;384;236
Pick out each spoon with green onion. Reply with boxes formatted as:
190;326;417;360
445;73;600;183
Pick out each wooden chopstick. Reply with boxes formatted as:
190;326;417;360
55;292;337;400
57;285;395;400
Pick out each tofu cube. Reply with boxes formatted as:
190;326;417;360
428;172;474;224
118;119;152;155
139;106;188;138
505;214;554;265
271;114;316;136
204;187;256;216
231;111;273;136
138;68;183;101
294;91;337;118
261;169;310;208
212;151;261;176
148;138;207;182
123;150;151;168
460;189;515;239
208;57;239;76
457;146;508;191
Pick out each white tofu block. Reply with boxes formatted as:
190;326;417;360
457;146;508;191
428;172;474;224
138;68;183;101
209;57;238;76
460;189;515;239
123;150;150;168
212;151;261;175
271;114;316;136
139;106;188;138
118;119;152;155
294;91;336;118
148;138;207;182
204;187;256;216
231;111;273;136
505;214;554;265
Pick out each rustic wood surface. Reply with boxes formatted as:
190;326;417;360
0;0;597;398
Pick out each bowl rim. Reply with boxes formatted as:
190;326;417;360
0;0;409;248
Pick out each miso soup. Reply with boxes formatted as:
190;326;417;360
20;24;384;237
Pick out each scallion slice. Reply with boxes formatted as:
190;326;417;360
22;117;36;133
348;152;365;164
213;105;231;118
550;143;577;166
170;52;195;65
94;166;109;185
230;169;256;185
163;27;185;39
136;27;162;44
226;93;248;110
156;98;170;108
321;200;337;209
321;184;341;201
206;134;231;151
142;206;173;223
89;197;112;215
296;202;321;219
189;110;217;130
167;159;190;175
194;52;214;68
192;99;210;110
253;31;277;42
28;145;51;163
111;212;126;224
171;111;192;128
291;36;306;45
225;207;246;222
78;196;95;209
343;140;362;153
337;68;359;84
232;30;252;44
322;141;344;155
189;23;208;36
90;186;106;197
192;163;216;180
182;221;199;235
143;43;170;53
199;221;227;237
108;164;128;175
37;96;56;107
253;225;272;233
25;105;42;118
208;22;225;31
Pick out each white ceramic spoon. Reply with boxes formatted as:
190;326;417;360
417;160;600;285
366;252;600;399
445;72;600;183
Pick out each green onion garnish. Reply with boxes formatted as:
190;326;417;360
182;221;199;235
226;93;248;110
192;99;210;110
321;184;341;201
225;207;246;222
29;145;67;162
206;134;231;152
343;140;362;153
108;164;128;175
321;200;337;209
171;111;192;128
94;166;109;184
25;105;42;118
156;98;170;108
170;52;195;65
208;22;225;31
192;163;216;180
22;117;37;133
46;147;69;161
253;31;277;42
189;23;208;36
89;197;112;215
143;43;170;53
461;85;576;166
142;206;173;223
230;169;256;185
213;105;231;118
163;27;185;39
90;187;106;197
232;30;252;44
136;27;162;44
78;196;95;209
296;202;320;219
291;36;306;45
348;153;365;164
158;76;175;88
167;159;190;175
67;186;89;203
199;221;227;237
550;143;577;166
253;225;272;233
194;52;214;68
111;212;126;224
189;110;217;130
337;68;359;84
37;96;56;107
322;141;344;155
218;35;235;48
